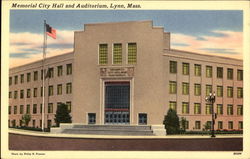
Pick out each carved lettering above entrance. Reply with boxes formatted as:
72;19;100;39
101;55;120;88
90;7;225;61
100;67;134;78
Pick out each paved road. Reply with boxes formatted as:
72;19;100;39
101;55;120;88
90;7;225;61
9;133;242;151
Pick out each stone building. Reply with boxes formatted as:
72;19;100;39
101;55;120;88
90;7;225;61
9;21;243;131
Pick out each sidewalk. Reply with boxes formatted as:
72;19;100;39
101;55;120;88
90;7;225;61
8;128;243;139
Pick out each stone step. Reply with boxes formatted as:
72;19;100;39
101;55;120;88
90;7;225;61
62;128;154;136
72;124;151;131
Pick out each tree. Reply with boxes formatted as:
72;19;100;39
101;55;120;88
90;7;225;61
22;114;31;127
54;103;72;127
163;109;180;134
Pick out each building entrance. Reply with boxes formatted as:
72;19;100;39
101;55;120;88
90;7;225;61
104;82;130;124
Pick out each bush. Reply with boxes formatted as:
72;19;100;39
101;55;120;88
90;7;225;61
163;109;180;134
54;103;72;127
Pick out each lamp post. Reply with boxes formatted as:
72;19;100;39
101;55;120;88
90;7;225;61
205;92;216;138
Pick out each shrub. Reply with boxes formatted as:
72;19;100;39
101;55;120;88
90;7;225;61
163;109;180;134
54;103;72;127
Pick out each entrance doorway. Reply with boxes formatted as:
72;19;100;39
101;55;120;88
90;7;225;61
104;82;130;124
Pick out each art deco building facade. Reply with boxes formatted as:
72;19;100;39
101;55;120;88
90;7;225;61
8;21;243;131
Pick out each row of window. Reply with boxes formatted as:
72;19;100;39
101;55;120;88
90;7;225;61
9;119;53;128
169;81;243;98
9;64;72;86
169;61;243;80
183;120;243;130
9;83;72;99
9;102;72;115
99;43;137;65
88;113;147;125
169;102;243;115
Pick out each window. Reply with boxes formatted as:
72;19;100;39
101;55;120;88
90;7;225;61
217;104;223;115
195;121;201;129
194;64;201;76
9;106;11;114
27;73;31;82
182;63;189;75
66;101;72;113
237;87;243;98
12;120;16;127
66;63;72;75
138;113;147;125
194;84;201;96
14;75;18;84
48;85;53;96
14;91;18;99
34;71;38;81
57;102;62;109
48;103;53;113
227;104;233;115
47;68;54;78
217;67;223;78
20;105;24;114
237;105;243;115
99;44;108;65
32;120;36;128
66;83;72;94
182;82;189;95
57;65;63;76
57;84;62;95
238;121;243;129
9;91;12;98
40;87;44;97
33;104;37;114
9;77;12;85
228;121;233;129
227;68;233;80
194;103;201;114
27;89;31;98
206;85;212;96
19;120;22;127
218;121;223;129
237;69;243;81
33;88;37;97
14;106;17;114
113;43;122;64
169;81;177;94
41;69;44;80
206;66;212;78
128;43;137;64
47;120;52;128
26;104;30;114
206;121;212;129
20;74;24;83
88;113;96;124
217;86;223;97
182;120;189;130
20;90;24;99
182;102;189;114
169;101;177;111
205;104;212;115
40;104;43;114
170;61;177;73
227;87;233;98
40;120;42;128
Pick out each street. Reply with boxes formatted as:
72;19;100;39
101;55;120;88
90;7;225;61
9;133;242;151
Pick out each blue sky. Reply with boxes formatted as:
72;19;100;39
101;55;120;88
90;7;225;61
10;10;243;67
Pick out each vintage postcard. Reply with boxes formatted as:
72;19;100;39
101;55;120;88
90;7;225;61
1;0;250;159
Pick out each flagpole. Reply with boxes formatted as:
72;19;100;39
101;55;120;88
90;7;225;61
42;20;47;132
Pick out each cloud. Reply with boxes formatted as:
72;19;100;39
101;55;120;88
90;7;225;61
171;30;242;59
9;30;74;68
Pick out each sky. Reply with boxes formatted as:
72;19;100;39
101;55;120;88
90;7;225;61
10;10;243;68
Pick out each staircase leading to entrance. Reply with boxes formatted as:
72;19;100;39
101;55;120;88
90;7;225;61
61;125;155;136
